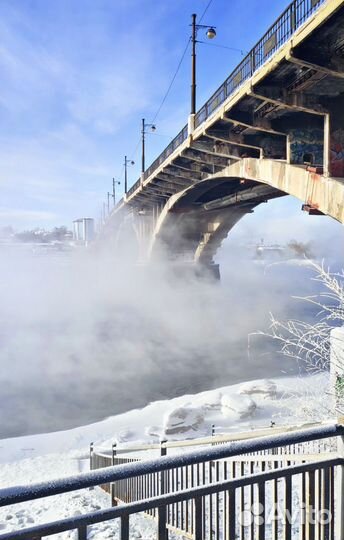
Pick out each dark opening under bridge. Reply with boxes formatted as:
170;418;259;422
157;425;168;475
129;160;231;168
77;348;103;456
102;0;344;274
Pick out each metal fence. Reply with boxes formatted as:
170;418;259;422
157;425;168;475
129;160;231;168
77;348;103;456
1;422;343;540
91;423;341;539
123;0;325;200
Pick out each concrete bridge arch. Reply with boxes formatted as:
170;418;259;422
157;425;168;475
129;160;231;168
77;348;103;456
147;158;344;266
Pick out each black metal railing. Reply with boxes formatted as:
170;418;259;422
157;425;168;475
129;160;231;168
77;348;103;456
91;423;340;539
0;422;343;540
143;125;189;182
123;0;324;201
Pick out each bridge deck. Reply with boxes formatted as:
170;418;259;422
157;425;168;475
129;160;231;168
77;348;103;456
117;0;344;207
102;0;344;266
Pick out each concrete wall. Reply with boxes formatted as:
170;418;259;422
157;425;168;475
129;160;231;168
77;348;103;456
331;326;344;413
329;97;344;177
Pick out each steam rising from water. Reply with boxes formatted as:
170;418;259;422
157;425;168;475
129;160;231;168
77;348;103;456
0;231;340;438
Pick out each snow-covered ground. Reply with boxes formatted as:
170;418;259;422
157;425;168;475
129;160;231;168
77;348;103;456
0;373;330;539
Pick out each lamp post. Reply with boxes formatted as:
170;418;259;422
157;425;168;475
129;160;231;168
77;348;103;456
141;118;156;175
107;192;111;214
190;14;216;116
112;178;121;205
123;157;134;195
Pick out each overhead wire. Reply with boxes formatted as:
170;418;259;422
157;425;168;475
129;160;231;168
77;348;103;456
150;37;191;124
198;40;248;56
150;0;216;125
199;0;215;22
118;0;216;185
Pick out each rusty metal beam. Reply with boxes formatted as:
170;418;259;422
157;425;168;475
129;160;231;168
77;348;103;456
167;163;203;176
203;132;263;155
286;50;344;79
222;114;286;136
202;185;282;211
155;174;191;187
190;140;242;160
248;88;326;116
149;181;179;195
182;148;228;167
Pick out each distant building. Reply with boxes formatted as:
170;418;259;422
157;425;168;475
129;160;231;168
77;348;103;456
73;218;95;244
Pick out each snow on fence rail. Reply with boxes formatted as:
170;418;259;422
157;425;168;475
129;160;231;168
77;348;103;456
90;421;341;539
0;422;343;540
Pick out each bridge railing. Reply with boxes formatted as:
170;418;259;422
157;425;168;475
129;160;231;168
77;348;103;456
195;0;324;128
1;422;343;540
123;0;324;202
144;125;188;181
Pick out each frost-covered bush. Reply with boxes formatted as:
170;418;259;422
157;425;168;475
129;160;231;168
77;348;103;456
256;261;344;417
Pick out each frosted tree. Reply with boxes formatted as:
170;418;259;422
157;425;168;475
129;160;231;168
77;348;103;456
256;260;344;419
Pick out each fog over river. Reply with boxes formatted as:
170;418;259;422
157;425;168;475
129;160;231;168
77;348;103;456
0;226;342;438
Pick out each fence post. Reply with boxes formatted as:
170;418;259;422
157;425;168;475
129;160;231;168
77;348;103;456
89;442;94;471
161;440;167;457
78;525;87;540
160;440;167;495
211;424;215;446
194;496;203;540
251;49;256;75
158;440;168;540
336;427;344;540
290;2;296;33
111;443;117;507
120;515;129;540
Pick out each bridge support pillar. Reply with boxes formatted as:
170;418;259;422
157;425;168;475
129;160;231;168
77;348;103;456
284;116;324;168
326;97;344;178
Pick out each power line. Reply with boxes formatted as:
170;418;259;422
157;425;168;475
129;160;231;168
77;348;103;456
198;40;248;56
150;37;191;124
118;0;215;182
199;0;215;22
150;0;216;124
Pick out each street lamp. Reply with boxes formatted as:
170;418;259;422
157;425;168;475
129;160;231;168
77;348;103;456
141;118;156;175
124;157;134;195
112;178;120;205
190;13;216;116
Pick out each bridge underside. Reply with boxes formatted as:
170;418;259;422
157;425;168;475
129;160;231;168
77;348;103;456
106;0;344;271
150;176;285;265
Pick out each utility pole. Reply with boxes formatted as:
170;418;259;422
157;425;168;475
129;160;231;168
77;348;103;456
124;158;128;195
141;118;145;174
191;13;197;116
123;158;134;194
141;119;156;175
190;14;216;116
112;178;120;205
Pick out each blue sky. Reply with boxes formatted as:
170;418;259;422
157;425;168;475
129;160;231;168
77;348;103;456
0;0;343;246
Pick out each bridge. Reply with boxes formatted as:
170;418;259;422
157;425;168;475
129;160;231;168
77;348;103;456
103;0;344;275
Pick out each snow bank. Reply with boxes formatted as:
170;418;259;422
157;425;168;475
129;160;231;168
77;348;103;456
0;373;330;539
221;393;256;419
163;405;205;436
0;373;328;465
239;379;277;398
